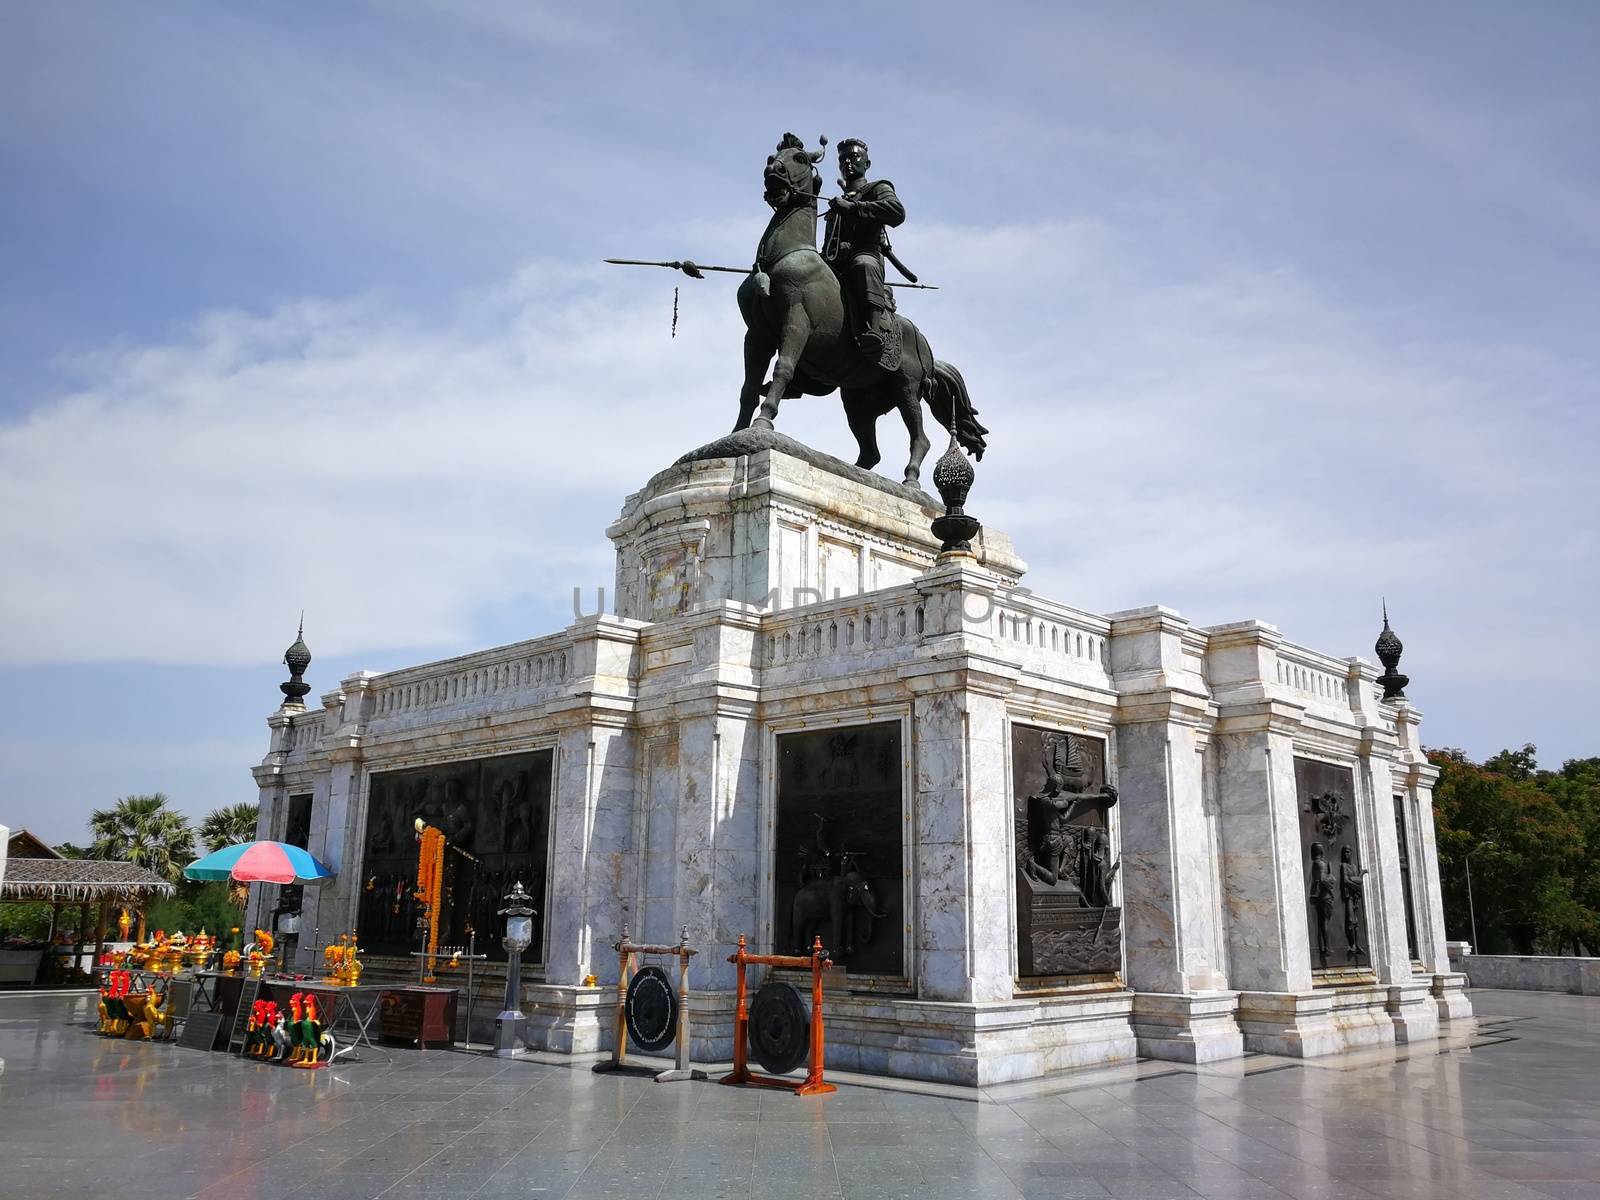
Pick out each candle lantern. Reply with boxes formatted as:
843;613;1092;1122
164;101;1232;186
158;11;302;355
495;880;536;1057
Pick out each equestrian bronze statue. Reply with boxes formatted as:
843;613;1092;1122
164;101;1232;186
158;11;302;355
735;133;987;486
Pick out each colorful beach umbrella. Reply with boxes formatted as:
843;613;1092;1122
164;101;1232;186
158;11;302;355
183;840;335;884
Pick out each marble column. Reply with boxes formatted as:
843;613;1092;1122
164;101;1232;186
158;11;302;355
1205;623;1313;997
293;676;373;971
904;561;1018;1005
906;675;1015;1004
668;703;748;990
546;719;637;989
1393;702;1470;1021
1350;665;1439;1042
1109;607;1242;1062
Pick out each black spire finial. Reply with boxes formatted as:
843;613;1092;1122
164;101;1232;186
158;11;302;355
1375;599;1408;702
930;433;981;556
280;616;312;708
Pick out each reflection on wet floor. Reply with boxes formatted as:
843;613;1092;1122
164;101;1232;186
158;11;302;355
2;989;1597;1200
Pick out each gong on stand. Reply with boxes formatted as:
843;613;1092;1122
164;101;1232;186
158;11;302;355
592;924;705;1083
718;933;836;1097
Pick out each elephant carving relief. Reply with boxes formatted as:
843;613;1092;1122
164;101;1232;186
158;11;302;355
790;858;886;963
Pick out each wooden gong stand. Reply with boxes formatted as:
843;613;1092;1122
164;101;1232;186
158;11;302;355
719;934;836;1097
593;924;703;1082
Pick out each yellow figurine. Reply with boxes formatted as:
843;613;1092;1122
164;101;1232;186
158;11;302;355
246;929;274;976
322;932;362;985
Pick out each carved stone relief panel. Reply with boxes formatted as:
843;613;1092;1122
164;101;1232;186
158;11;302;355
640;527;708;620
1294;756;1368;972
1394;793;1419;961
356;749;553;961
819;535;861;599
774;722;903;975
284;793;312;850
1012;724;1121;977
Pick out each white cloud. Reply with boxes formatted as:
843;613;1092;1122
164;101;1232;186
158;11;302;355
1;215;1594;780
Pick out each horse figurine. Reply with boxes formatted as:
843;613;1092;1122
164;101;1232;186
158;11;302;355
734;133;987;486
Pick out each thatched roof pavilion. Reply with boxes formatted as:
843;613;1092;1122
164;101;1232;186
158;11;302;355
0;857;174;904
1;830;176;982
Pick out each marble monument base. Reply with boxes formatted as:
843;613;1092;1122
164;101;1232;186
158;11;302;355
1433;972;1473;1022
1130;992;1246;1063
253;428;1468;1090
1235;985;1398;1057
673;987;1138;1087
1386;979;1441;1043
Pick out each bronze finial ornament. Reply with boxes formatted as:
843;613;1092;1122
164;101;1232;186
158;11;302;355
1375;600;1409;702
931;434;981;555
280;614;311;708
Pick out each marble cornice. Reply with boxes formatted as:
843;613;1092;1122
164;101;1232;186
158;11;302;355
900;655;1020;698
757;679;920;721
1400;760;1441;789
1358;725;1402;758
1105;604;1189;638
326;737;365;763
1005;695;1117;737
545;691;637;727
652;682;761;722
1202;618;1285;652
1003;682;1119;725
1111;686;1215;730
1211;697;1308;736
568;613;649;645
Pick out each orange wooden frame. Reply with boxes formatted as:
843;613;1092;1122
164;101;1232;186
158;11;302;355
718;934;836;1097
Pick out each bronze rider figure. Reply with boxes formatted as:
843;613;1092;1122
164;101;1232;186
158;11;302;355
823;138;905;363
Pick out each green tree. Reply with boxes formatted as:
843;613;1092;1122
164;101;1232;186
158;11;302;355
87;793;196;884
1536;756;1600;955
142;883;241;939
198;802;260;852
0;901;56;941
1430;745;1591;954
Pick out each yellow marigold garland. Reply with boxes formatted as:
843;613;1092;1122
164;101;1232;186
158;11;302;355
415;826;446;982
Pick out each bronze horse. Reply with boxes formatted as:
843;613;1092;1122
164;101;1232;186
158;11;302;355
734;134;987;485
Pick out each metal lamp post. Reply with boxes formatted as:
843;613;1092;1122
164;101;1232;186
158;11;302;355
495;880;536;1058
1465;841;1497;954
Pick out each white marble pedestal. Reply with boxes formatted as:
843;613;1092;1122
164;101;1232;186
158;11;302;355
250;432;1468;1086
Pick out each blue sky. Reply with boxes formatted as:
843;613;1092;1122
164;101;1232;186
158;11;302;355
2;2;1596;845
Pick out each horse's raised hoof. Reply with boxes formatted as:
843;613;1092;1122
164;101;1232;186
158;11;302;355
752;417;775;431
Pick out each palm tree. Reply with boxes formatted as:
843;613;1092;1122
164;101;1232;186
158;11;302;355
199;802;261;853
88;793;196;885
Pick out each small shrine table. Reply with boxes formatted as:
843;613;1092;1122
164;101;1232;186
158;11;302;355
379;986;459;1048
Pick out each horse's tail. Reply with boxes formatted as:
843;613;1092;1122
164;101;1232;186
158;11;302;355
927;359;988;461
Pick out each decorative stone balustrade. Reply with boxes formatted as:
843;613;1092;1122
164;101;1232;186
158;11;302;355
1275;642;1355;712
282;712;325;756
990;593;1113;688
756;581;1114;694
761;585;926;673
369;635;575;724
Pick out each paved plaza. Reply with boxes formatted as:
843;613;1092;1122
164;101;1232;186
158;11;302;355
2;989;1599;1200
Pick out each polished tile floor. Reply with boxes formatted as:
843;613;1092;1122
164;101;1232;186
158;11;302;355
2;989;1599;1200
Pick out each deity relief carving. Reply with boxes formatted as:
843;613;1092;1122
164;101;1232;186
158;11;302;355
1012;726;1122;977
1295;757;1368;970
789;815;887;964
1307;790;1350;839
357;750;552;962
775;722;903;975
